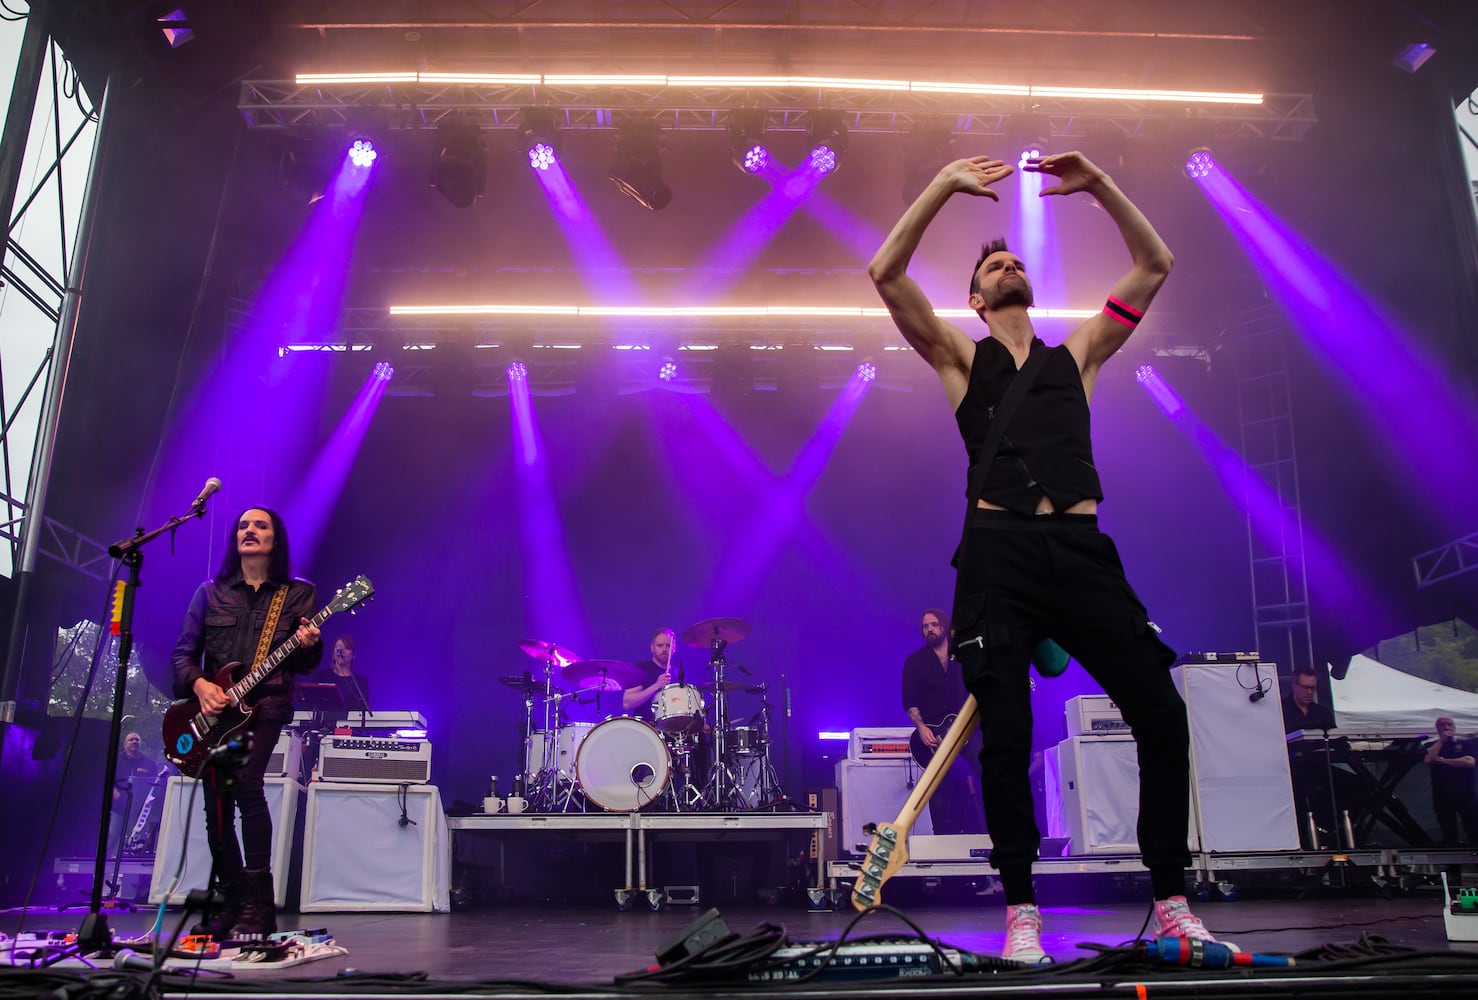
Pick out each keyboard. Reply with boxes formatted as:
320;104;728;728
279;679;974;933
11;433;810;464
292;710;427;730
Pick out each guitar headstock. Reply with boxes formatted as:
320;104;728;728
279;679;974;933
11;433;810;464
328;575;375;616
851;821;912;912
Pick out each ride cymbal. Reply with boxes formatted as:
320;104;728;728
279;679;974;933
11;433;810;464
679;616;751;648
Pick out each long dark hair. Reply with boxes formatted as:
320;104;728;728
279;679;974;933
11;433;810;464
215;506;292;583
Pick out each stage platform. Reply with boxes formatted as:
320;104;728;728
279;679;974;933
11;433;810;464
3;895;1476;998
448;811;831;908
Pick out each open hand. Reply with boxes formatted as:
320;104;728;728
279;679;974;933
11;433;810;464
1022;150;1107;197
938;155;1014;201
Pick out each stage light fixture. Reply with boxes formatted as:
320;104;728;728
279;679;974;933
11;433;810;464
348;138;378;168
856;361;877;383
518;107;562;171
430;116;487;207
806;110;848;176
658;358;678;382
729;108;770;176
609;120;671;210
1184;147;1216;179
158;7;194;47
507;361;528;382
372;361;395;382
900;125;954;206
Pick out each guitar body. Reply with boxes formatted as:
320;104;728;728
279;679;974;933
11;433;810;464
162;662;256;778
909;715;956;768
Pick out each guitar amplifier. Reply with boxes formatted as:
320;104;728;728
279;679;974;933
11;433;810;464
318;736;433;784
848;728;914;763
1065;695;1129;737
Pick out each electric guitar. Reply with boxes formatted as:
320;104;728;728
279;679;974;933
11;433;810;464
162;575;374;778
125;766;171;854
909;715;963;768
852;695;979;912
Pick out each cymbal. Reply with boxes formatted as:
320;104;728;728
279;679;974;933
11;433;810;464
680;616;751;648
499;675;555;695
517;639;582;668
699;682;766;694
561;658;645;691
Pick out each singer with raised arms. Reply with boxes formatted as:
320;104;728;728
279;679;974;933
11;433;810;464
170;506;321;939
868;151;1228;962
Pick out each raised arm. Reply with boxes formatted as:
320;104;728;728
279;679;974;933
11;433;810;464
869;156;1013;408
1028;152;1174;391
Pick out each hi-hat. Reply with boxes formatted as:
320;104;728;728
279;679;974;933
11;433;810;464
518;639;582;668
680;616;751;648
561;658;645;691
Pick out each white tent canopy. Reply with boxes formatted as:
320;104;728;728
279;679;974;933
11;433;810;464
1330;653;1478;734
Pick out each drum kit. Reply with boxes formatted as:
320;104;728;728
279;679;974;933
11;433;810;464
500;617;786;813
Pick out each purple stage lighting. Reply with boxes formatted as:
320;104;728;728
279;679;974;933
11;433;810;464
528;142;558;171
507;361;528;382
372;361;394;382
742;145;769;174
1018;147;1042;168
658;359;678;382
808;145;838;175
1135;364;1184;417
348;139;377;168
856;361;877;383
1184;148;1215;179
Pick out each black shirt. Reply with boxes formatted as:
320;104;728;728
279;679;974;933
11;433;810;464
1282;695;1336;734
1432;734;1478;799
901;645;970;726
330;671;371;712
954;337;1104;515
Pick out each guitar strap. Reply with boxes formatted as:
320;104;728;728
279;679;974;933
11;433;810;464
250;586;290;669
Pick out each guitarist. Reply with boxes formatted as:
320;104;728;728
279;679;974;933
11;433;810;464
902;609;985;835
170;507;322;938
870;152;1228;961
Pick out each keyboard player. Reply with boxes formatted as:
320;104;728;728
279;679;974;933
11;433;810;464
1282;666;1335;734
1283;666;1338;848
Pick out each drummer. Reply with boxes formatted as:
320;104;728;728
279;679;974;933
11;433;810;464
623;627;676;713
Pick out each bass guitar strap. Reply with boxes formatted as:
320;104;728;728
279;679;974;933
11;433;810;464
250;586;290;670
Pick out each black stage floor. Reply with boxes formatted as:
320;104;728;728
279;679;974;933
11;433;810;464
4;893;1478;998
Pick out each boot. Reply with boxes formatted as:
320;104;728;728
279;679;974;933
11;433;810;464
189;873;244;941
229;868;278;938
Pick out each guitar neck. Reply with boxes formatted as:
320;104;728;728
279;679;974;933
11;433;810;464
228;604;333;703
898;696;979;835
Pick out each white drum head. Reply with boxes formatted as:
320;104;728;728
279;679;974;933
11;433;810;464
575;717;671;812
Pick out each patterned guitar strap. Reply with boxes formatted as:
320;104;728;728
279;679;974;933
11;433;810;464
249;585;291;674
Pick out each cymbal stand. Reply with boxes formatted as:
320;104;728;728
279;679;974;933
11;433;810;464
701;639;744;810
746;689;787;809
527;655;563;812
547;689;586;813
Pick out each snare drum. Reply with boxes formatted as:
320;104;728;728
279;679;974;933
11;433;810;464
727;725;766;757
523;723;593;782
574;717;672;811
651;683;706;735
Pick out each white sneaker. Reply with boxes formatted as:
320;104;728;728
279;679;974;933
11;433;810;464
1002;903;1048;964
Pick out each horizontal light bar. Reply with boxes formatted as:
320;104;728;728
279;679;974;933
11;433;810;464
392;304;1097;319
278;343;374;354
294;71;1263;106
817;731;851;741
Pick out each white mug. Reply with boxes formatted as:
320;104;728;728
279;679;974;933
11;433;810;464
482;796;505;814
506;796;528;815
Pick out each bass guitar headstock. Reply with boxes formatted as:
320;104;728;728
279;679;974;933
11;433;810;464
851;820;911;911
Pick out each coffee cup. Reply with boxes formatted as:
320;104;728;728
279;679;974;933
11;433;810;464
506;795;528;815
482;796;505;814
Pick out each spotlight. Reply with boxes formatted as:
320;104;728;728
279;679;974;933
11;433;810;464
430;116;487;208
1184;147;1216;179
372;361;394;382
348;138;378;168
729;108;769;176
658;359;678;382
806;109;849;177
856;361;877;383
609;120;671;210
507;361;528;382
901;125;955;206
518;107;562;172
1018;146;1044;168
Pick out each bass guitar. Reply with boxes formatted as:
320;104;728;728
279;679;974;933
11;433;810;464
162;575;374;778
852;695;979;912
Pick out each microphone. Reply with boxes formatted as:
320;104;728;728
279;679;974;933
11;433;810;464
191;477;223;509
113;948;155;972
1138;937;1293;969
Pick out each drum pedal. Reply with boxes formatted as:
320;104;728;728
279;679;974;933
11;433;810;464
664;885;701;905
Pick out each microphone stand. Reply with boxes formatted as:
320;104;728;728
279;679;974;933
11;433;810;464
75;501;209;953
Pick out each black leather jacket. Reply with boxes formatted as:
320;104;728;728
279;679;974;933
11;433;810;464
171;573;322;723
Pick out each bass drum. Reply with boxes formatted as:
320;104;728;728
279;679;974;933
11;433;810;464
574;717;672;812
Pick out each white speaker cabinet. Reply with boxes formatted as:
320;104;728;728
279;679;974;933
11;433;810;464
147;776;303;906
299;782;450;912
835;759;933;853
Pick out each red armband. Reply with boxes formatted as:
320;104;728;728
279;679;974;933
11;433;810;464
1103;296;1145;329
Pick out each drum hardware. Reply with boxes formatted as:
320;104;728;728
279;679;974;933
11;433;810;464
677;616;755;811
515;638;592;813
